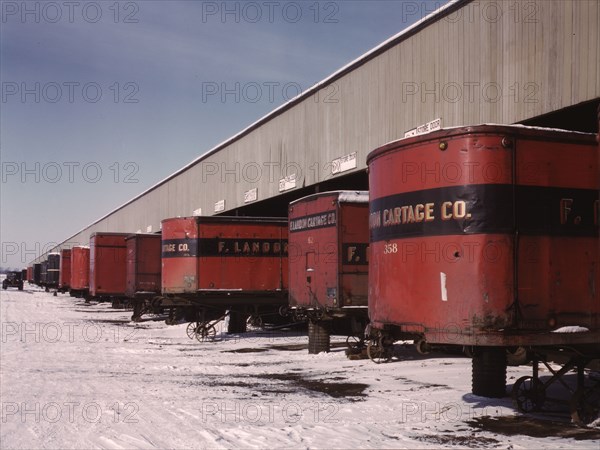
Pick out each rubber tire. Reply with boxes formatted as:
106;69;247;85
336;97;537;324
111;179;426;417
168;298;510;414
228;312;248;334
308;320;330;354
472;347;507;398
415;338;430;355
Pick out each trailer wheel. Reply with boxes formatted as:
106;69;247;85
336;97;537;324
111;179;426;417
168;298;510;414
195;324;217;343
472;347;507;398
367;336;393;364
512;375;546;412
346;335;364;351
186;322;199;339
571;384;600;427
278;305;290;317
415;338;431;355
228;312;248;334
308;321;330;354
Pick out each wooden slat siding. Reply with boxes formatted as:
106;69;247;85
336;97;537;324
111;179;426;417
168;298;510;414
33;0;599;263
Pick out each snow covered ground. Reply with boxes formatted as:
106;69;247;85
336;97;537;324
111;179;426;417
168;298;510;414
1;286;599;449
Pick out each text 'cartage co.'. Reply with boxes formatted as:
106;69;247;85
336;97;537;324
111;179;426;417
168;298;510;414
289;212;337;233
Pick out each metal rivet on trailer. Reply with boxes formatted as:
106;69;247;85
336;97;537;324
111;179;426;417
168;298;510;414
501;136;513;148
439;141;448;151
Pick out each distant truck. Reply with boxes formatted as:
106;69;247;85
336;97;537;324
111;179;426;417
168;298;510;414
2;271;24;290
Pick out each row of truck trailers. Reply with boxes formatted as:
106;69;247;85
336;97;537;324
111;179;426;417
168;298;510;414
24;123;600;426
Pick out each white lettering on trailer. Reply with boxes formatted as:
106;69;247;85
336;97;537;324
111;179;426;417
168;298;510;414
289;212;336;231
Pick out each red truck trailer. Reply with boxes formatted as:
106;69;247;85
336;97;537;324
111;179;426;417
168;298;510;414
46;253;60;291
288;191;369;354
70;246;90;299
89;233;128;303
126;233;162;321
367;124;599;423
40;260;48;290
58;249;72;293
33;263;42;285
26;266;33;284
160;216;288;339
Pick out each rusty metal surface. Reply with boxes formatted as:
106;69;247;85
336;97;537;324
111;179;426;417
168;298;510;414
368;125;599;346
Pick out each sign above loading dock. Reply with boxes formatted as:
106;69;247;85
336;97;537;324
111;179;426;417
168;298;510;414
331;152;357;175
146;225;152;233
404;118;442;138
244;188;258;203
193;208;202;216
279;173;296;192
214;199;225;212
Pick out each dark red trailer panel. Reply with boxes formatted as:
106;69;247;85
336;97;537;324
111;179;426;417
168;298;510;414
89;233;128;298
46;253;60;288
161;216;288;296
26;266;33;283
126;233;161;297
33;263;41;285
367;125;599;347
289;191;369;311
40;260;48;285
70;246;90;291
59;249;72;290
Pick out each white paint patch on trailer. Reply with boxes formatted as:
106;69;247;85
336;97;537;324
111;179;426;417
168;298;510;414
440;272;448;302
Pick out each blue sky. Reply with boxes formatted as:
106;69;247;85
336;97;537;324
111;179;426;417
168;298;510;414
1;0;449;268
